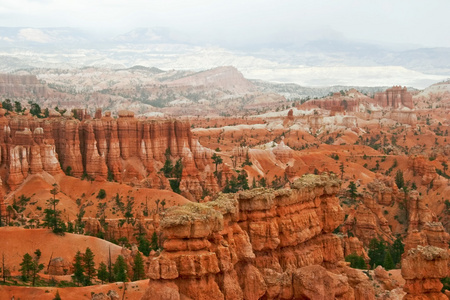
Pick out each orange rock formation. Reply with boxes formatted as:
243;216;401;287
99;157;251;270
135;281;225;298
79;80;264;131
142;174;376;300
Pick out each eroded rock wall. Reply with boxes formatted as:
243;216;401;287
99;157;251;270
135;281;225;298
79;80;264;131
142;174;374;300
0;111;215;197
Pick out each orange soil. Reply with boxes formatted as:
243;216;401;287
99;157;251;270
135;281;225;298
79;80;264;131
0;280;148;300
5;173;191;221
1;228;126;271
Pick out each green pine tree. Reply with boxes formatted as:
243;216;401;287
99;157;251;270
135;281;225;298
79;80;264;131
53;290;61;300
348;181;358;200
113;255;128;282
97;262;109;284
383;251;395;270
132;252;145;281
389;237;404;266
30;249;44;286
83;248;96;285
211;153;223;173
72;251;85;286
395;170;405;189
138;235;151;256
368;238;386;269
19;253;33;281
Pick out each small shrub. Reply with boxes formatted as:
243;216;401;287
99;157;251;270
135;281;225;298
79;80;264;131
96;189;106;199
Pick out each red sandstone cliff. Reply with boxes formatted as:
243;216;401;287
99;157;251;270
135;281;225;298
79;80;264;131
141;174;380;300
374;86;414;109
0;110;216;198
401;245;449;300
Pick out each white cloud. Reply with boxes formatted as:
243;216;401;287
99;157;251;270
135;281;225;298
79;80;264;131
0;0;450;48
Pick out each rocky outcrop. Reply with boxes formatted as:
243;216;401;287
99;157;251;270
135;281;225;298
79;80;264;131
48;257;72;275
0;113;216;196
401;245;449;299
408;155;439;186
302;96;362;113
375;86;414;109
404;188;450;252
366;178;398;206
342;198;394;246
91;290;119;300
283;109;294;127
389;110;417;125
142;174;377;300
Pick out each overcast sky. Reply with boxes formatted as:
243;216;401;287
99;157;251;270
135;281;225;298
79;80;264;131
0;0;449;48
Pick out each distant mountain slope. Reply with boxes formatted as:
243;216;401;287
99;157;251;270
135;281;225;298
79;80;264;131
252;79;388;100
0;27;449;88
166;66;256;93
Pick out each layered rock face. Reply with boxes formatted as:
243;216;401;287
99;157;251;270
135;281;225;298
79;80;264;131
0;74;54;98
401;246;449;300
0;112;62;190
374;86;414;109
142;174;374;300
0;112;215;197
389;110;417;125
408;155;441;186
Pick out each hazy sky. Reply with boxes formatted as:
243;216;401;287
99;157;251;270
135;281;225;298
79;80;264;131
0;0;449;48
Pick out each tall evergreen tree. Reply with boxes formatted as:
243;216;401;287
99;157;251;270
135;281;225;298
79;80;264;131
150;232;159;251
19;253;33;281
137;235;151;256
72;251;85;286
83;248;96;285
211;153;223;173
368;238;386;268
132;252;145;281
30;249;44;286
383;251;395;270
97;262;109;284
348;181;358;200
113;255;128;282
124;196;134;224
389;236;405;266
395;170;405;189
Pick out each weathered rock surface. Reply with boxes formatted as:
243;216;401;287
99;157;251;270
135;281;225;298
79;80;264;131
401;245;449;300
0;113;216;197
142;174;377;300
374;86;414;109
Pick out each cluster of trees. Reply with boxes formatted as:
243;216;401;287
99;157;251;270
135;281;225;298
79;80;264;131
223;173;249;193
161;148;183;194
368;237;404;270
137;232;161;256
19;249;44;286
72;247;145;286
1;99;46;117
344;237;405;271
